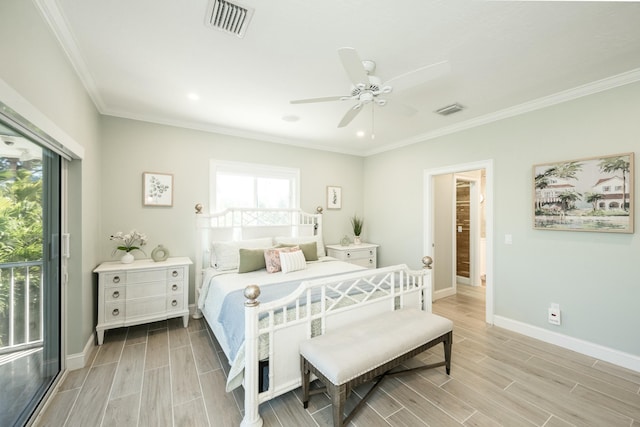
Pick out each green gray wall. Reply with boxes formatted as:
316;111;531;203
99;117;364;302
0;0;102;356
364;82;640;357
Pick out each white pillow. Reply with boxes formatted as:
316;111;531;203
211;237;273;270
279;250;307;274
275;235;326;258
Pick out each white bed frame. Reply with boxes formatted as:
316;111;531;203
195;207;432;427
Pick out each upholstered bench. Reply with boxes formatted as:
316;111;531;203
299;308;453;427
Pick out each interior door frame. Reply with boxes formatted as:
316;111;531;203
424;159;494;324
455;175;482;286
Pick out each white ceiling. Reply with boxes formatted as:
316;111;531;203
38;0;640;156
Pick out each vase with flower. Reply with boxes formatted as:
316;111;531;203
110;230;147;263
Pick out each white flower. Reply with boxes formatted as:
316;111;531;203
110;229;147;254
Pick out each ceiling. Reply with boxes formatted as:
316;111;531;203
37;0;640;156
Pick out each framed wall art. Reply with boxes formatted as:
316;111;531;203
143;172;174;207
533;153;633;233
326;186;342;210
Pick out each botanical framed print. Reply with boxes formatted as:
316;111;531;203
533;153;633;233
143;172;173;207
326;186;342;210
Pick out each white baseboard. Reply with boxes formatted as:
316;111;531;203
66;334;95;371
494;315;640;373
456;276;470;286
433;287;457;301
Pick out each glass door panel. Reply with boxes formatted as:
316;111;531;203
0;121;61;427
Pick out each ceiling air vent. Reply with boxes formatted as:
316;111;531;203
435;103;465;116
205;0;254;38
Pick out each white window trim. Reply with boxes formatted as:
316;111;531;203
209;159;300;212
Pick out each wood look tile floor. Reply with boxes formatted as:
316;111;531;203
34;285;640;427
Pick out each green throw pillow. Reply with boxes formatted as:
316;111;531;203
238;248;267;273
277;242;318;262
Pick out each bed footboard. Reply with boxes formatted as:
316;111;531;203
240;263;432;427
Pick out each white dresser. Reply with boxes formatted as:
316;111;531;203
326;243;378;269
93;257;192;345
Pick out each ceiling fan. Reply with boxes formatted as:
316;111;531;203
290;47;450;128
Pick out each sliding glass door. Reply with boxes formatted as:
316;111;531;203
0;121;61;426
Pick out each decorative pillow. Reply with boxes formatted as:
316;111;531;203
280;250;307;274
275;236;325;258
211;237;273;270
264;246;299;274
276;241;318;262
238;248;267;273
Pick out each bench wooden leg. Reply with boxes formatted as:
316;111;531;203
301;356;310;408
444;331;453;375
328;383;347;427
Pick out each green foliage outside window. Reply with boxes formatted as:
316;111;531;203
0;158;43;347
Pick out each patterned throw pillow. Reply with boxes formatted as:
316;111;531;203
264;246;300;273
280;250;307;274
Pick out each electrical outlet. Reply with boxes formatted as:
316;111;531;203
548;304;561;325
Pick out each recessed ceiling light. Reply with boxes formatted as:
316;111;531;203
356;130;365;138
281;115;300;122
187;93;200;101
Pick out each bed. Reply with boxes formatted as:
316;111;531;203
194;207;432;427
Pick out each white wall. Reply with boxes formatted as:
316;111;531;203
0;0;102;356
364;81;640;359
99;116;364;302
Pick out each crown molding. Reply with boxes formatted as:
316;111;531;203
365;68;640;156
35;0;106;111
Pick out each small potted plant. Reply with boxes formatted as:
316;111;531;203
350;215;364;245
110;230;147;263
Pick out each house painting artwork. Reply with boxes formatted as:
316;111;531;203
534;153;634;233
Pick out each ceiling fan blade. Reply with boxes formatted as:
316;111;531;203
338;47;369;86
290;96;345;104
385;60;451;93
337;104;363;128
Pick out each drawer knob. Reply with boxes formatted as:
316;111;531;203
112;290;120;298
171;299;178;307
369;259;373;264
112;308;120;316
113;276;120;284
172;284;178;291
369;250;373;255
346;252;351;258
172;270;179;277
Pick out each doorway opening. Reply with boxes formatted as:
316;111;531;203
424;160;493;324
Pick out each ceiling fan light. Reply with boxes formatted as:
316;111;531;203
435;103;465;116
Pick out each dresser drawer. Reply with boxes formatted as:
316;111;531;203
167;281;184;295
126;281;166;299
126;296;166;318
342;248;376;260
127;269;166;284
105;286;126;302
350;257;377;268
167;268;184;280
104;272;126;287
166;295;184;312
104;301;125;323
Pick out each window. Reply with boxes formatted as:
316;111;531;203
210;160;299;212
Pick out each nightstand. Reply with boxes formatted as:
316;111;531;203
93;257;192;345
326;243;378;269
